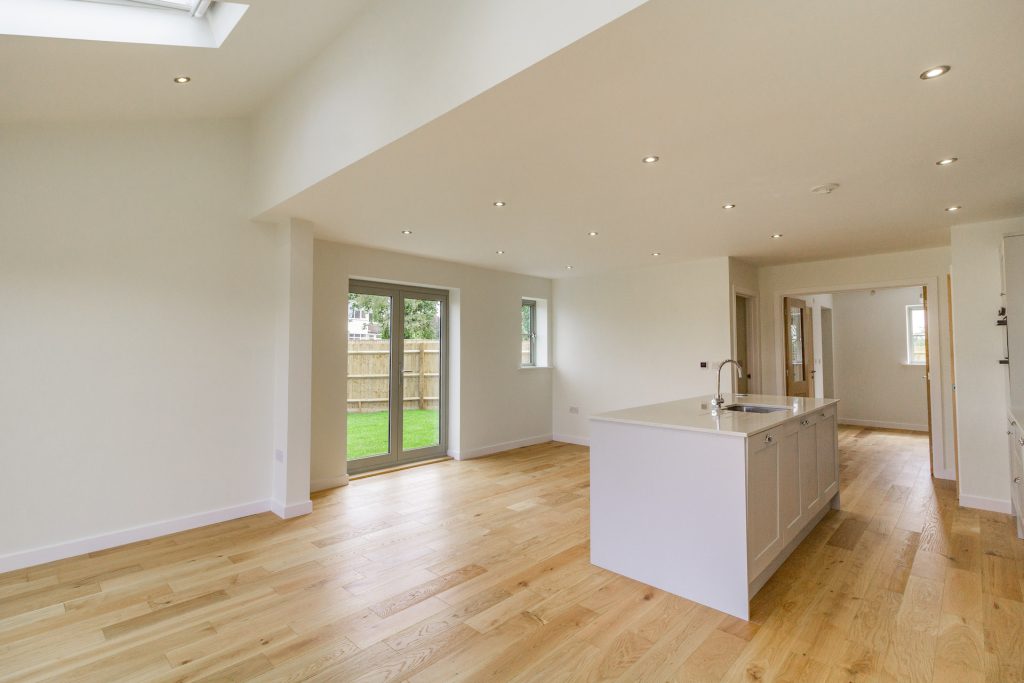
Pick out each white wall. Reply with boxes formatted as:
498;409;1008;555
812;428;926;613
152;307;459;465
312;241;553;488
831;287;929;431
0;121;280;564
253;0;650;215
757;247;954;479
553;257;733;443
951;216;1024;512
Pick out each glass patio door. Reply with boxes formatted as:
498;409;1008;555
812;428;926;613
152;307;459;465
347;281;447;473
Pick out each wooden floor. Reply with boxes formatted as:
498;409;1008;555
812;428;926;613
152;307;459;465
2;427;1022;682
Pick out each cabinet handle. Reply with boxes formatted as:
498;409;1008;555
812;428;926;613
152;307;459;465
820;412;827;418
1015;476;1022;485
765;435;774;444
1018;438;1024;448
801;419;810;427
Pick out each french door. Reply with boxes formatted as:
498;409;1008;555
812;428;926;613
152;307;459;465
347;280;448;474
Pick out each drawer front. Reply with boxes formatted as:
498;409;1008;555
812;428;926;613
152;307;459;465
816;405;837;422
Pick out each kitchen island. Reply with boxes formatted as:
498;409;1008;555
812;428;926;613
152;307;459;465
589;393;839;620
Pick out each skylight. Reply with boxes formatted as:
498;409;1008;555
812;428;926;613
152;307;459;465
0;0;248;48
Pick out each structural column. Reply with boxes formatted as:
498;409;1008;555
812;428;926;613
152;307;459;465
271;218;314;518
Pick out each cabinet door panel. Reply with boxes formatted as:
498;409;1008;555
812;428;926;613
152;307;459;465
779;430;802;544
747;434;782;580
798;421;820;513
816;414;838;499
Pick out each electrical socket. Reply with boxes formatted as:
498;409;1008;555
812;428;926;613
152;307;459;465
569;406;580;415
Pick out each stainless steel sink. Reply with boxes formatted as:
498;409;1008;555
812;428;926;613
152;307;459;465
722;404;790;414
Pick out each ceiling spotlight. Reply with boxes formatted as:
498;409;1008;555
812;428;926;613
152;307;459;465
651;252;661;257
173;76;191;84
401;229;413;235
588;231;599;237
770;233;783;239
811;183;840;195
566;265;574;270
945;206;962;212
936;157;958;166
642;155;660;164
496;250;505;255
722;203;736;210
919;65;951;80
493;201;506;207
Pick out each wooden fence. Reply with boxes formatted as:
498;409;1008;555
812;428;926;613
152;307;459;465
348;340;440;413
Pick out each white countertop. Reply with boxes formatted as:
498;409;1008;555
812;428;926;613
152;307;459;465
590;394;840;437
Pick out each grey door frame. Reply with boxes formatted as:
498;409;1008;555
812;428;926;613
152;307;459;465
347;279;449;474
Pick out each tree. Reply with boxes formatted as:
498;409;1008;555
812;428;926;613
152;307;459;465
349;294;439;340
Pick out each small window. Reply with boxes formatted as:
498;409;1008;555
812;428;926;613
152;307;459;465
521;300;537;367
906;304;927;365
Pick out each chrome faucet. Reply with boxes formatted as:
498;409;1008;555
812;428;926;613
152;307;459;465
711;359;744;408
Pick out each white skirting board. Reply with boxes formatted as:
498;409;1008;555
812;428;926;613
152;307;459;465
449;434;552;460
311;475;349;492
552;433;590;446
839;418;928;432
959;494;1013;514
270;499;314;518
0;497;313;574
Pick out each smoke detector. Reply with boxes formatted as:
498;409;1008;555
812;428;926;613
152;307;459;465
811;183;840;195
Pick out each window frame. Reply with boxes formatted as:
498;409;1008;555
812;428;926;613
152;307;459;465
521;299;537;368
905;304;927;366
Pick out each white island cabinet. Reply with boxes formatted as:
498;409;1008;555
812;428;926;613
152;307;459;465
589;394;839;620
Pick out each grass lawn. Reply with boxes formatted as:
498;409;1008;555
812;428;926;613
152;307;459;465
347;409;439;460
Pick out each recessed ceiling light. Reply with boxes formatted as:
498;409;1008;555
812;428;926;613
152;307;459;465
588;231;599;237
651;252;661;257
722;203;736;210
936;157;958;166
173;76;191;84
770;233;783;239
920;65;951;80
496;250;505;255
945;206;962;212
401;229;413;235
642;155;660;164
493;201;506;207
566;265;574;270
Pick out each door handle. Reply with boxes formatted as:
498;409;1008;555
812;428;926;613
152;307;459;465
765;435;774;444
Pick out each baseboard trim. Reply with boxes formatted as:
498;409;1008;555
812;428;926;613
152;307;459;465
553;433;590;446
311;475;349;493
0;499;272;574
270;499;313;519
959;494;1013;514
450;434;553;460
839;418;928;432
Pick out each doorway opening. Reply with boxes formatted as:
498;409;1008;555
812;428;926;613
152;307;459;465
733;290;758;394
346;280;448;474
782;287;935;468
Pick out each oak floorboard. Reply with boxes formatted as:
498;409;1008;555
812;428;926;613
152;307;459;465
1;428;1021;681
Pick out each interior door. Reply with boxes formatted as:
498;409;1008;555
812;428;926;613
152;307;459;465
784;297;814;397
347;281;447;474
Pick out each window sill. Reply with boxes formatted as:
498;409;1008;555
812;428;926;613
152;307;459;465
519;365;553;371
900;361;927;367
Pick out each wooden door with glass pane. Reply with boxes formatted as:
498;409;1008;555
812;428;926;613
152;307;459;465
784;297;814;397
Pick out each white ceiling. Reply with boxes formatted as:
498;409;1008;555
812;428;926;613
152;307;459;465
272;0;1024;278
0;0;371;121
